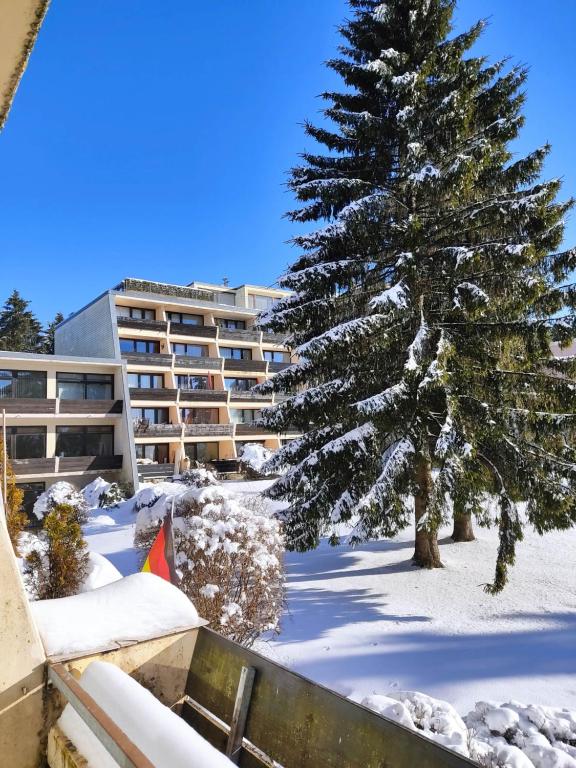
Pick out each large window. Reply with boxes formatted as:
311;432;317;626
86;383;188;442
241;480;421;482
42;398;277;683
128;373;164;389
216;292;235;306
17;482;45;526
220;347;252;360
57;372;113;400
6;427;46;459
185;442;218;463
176;374;211;390
230;409;262;424
56;426;114;457
249;294;277;311
172;343;208;357
224;377;257;392
181;408;219;424
0;370;46;399
166;311;203;326
131;407;169;425
216;318;246;330
120;339;160;354
263;350;288;363
135;444;169;463
117;306;155;320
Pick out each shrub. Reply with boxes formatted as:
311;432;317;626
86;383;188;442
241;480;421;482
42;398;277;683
24;503;90;600
33;481;88;523
99;481;132;508
0;438;27;554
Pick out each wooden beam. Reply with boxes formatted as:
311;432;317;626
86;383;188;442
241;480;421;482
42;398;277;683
226;666;255;764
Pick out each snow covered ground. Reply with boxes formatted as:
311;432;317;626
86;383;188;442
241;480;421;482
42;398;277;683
82;479;576;718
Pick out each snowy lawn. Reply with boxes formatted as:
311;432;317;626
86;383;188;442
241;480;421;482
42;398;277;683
83;479;576;716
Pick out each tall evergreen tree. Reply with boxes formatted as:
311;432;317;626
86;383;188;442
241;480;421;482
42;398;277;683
40;311;64;354
258;0;576;591
0;290;42;352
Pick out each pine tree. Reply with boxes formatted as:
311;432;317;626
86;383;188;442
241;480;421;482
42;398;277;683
24;503;89;600
0;290;42;352
0;438;26;554
40;311;64;354
258;0;576;591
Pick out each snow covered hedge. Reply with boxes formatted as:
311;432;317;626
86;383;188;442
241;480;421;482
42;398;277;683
361;691;576;768
238;443;276;478
133;474;284;646
33;481;88;522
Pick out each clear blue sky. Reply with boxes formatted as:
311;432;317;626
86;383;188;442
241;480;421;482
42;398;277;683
2;1;575;324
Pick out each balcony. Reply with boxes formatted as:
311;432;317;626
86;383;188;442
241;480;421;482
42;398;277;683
59;399;123;415
170;323;217;339
121;351;173;367
263;332;288;345
58;455;123;472
229;391;272;402
235;423;275;436
218;328;261;343
179;389;228;403
137;462;176;480
129;387;178;401
184;423;233;437
12;457;56;475
174;355;222;371
268;361;291;373
133;421;182;438
0;398;56;414
115;278;214;302
117;317;168;333
223;359;267;373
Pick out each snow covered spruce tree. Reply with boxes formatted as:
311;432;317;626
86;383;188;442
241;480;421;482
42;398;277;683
258;0;576;591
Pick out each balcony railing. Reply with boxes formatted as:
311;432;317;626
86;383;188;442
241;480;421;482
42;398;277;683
133;421;182;437
223;359;267;373
116;278;214;303
121;351;173;366
179;389;228;403
174;355;222;370
229;391;272;402
268;361;291;373
58;455;123;472
218;328;261;343
11;457;57;475
235;423;275;436
0;398;56;414
129;388;178;401
59;399;123;415
184;423;233;437
117;317;168;333
170;323;218;339
263;332;289;345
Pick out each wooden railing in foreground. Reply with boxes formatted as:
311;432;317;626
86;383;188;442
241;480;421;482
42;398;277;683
47;663;154;768
184;627;477;768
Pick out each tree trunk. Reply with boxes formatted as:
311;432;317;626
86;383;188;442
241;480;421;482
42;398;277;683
451;507;475;542
413;454;443;568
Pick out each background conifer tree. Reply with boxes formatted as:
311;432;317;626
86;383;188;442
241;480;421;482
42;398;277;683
258;0;576;591
0;290;42;352
40;311;64;354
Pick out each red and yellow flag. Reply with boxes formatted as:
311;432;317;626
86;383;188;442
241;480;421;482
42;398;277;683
142;513;178;584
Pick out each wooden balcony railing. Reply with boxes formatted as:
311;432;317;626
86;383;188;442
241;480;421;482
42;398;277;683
117;317;168;333
218;328;261;343
58;455;123;472
0;398;56;414
59;399;123;415
174;355;222;371
184;424;234;437
179;389;228;403
129;388;178;401
12;457;57;475
133;421;181;437
121;351;173;367
170;323;218;339
223;359;267;373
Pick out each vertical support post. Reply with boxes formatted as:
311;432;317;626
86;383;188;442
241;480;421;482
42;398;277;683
225;666;255;764
2;409;7;506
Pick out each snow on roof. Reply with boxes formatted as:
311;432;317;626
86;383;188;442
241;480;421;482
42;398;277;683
31;573;204;660
58;660;234;767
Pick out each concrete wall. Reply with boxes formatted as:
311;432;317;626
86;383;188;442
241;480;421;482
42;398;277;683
55;293;117;359
0;490;46;767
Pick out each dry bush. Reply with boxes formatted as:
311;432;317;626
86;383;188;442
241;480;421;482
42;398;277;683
24;503;89;600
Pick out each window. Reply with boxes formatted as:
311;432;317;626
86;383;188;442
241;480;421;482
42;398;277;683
172;343;208;357
57;372;113;400
176;374;211;390
220;347;252;360
263;350;288;363
128;373;164;389
249;294;277;311
131;408;169;424
117;306;155;320
17;482;45;526
230;409;262;424
166;311;203;326
6;427;46;459
135;444;169;463
56;426;114;457
216;292;236;306
216;318;246;330
181;408;219;424
120;339;160;354
224;377;257;392
0;370;46;399
185;442;218;462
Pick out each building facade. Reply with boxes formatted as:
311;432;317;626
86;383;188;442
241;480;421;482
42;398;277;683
0;351;136;515
55;278;297;481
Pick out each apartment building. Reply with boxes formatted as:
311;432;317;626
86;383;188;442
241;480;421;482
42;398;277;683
55;278;298;481
0;351;136;515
